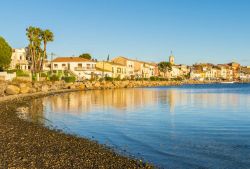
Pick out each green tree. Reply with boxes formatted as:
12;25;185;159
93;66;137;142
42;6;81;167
40;29;54;70
0;36;12;71
26;26;54;75
79;53;91;60
26;26;42;73
158;61;172;77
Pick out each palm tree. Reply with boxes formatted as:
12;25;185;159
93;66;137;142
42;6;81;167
40;29;54;71
26;26;36;74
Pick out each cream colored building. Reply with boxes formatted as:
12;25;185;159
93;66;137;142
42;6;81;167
10;48;30;70
112;56;157;78
51;57;98;79
96;61;127;79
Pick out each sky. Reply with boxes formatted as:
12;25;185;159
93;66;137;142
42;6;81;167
1;0;250;65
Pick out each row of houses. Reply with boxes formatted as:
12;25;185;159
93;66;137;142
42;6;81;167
190;62;250;81
10;48;250;81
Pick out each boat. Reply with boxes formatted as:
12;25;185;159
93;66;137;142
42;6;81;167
220;81;235;84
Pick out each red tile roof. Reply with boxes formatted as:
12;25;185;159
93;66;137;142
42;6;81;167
52;57;94;62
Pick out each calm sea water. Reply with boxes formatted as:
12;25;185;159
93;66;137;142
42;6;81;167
22;84;250;168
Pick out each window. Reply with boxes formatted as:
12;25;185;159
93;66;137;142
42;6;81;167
20;56;22;60
78;63;82;68
87;64;91;69
112;67;114;73
117;68;121;73
54;64;58;68
62;64;66;67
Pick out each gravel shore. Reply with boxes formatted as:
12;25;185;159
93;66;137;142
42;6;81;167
0;90;154;169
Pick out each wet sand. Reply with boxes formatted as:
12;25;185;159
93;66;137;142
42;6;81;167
0;90;154;168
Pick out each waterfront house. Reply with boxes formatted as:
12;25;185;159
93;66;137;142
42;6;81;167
96;61;127;79
51;57;97;80
240;66;250;81
112;56;157;78
134;61;156;78
228;62;240;80
10;48;30;70
112;56;135;78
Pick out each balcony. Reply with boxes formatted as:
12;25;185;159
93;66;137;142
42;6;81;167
74;67;95;71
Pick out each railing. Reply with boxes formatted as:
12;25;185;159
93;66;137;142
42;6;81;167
74;67;95;71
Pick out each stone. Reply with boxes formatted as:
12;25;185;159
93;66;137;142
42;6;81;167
29;88;37;93
41;85;49;92
5;85;20;95
19;83;27;88
93;82;101;88
20;86;31;94
49;85;58;91
85;82;93;89
0;82;7;96
77;83;85;90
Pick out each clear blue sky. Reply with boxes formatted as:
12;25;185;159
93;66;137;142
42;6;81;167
1;0;250;65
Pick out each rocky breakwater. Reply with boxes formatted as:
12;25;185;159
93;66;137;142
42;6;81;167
0;80;183;96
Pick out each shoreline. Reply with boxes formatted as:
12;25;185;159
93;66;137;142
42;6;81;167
0;88;155;168
0;81;247;168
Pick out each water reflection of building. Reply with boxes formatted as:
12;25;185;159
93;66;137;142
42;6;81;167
22;99;45;124
39;88;249;116
42;89;169;115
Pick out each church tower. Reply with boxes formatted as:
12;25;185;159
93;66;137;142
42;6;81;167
169;51;175;65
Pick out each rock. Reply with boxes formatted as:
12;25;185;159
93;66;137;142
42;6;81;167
77;83;85;90
63;83;76;89
41;85;49;92
20;86;31;94
85;82;93;89
5;85;20;95
49;85;58;91
93;82;101;88
29;88;37;93
0;82;7;96
19;83;27;88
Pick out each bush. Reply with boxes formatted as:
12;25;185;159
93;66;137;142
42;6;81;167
16;70;30;77
41;72;47;77
62;76;76;83
114;75;121;81
7;69;30;77
150;76;160;81
104;76;113;81
50;74;60;81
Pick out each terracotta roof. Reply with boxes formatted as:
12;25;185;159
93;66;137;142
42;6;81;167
52;57;95;62
112;56;157;66
99;61;126;67
95;67;112;72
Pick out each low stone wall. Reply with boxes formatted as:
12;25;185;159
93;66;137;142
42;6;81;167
0;80;185;97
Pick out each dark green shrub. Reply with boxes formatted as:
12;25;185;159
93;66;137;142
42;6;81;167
41;72;47;77
62;76;76;83
16;70;30;77
104;76;113;81
50;74;60;81
150;76;160;81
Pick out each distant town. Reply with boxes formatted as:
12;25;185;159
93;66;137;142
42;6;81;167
7;47;250;82
0;26;250;83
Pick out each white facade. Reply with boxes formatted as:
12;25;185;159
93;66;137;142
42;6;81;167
0;72;16;81
51;58;97;80
10;48;30;70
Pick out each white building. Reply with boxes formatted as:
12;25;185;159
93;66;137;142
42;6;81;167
51;57;99;79
10;48;30;70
